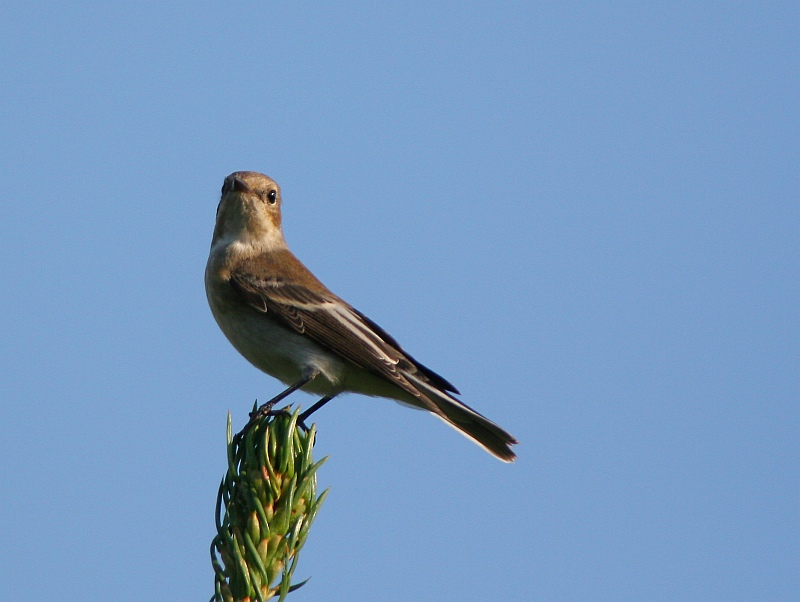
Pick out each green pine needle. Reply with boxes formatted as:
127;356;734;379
211;406;328;602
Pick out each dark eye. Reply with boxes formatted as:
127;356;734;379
267;190;277;204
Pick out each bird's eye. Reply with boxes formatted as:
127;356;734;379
267;190;277;204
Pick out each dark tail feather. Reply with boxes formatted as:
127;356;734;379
418;383;518;462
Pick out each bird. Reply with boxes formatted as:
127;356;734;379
205;171;517;462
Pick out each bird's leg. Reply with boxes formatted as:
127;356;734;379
297;394;337;430
246;375;314;425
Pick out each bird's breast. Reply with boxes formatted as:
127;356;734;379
206;274;347;396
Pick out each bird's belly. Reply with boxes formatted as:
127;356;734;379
211;305;347;396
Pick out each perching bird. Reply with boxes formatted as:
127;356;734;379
205;171;517;461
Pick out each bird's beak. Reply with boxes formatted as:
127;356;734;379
232;176;251;193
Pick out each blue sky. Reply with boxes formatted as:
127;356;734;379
1;2;797;600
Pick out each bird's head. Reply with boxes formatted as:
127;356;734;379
212;171;286;251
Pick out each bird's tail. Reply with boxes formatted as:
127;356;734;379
410;377;518;462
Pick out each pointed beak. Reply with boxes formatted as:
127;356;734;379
231;176;251;193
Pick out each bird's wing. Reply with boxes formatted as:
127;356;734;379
229;270;459;399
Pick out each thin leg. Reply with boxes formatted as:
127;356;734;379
238;376;315;439
298;394;337;426
251;375;313;417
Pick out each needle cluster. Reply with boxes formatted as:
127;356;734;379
211;406;328;602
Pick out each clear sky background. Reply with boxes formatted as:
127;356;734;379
1;3;797;601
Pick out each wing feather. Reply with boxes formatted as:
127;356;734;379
229;271;452;403
227;264;516;461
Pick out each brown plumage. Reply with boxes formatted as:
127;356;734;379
206;171;518;461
